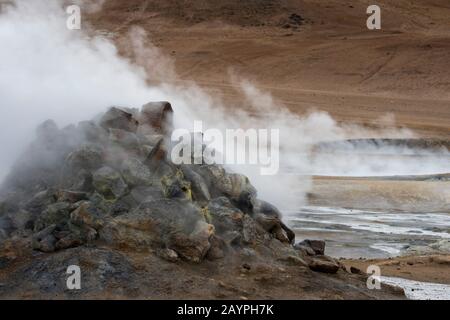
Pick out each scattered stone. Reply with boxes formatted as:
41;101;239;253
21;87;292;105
99;107;139;133
121;158;153;186
350;266;364;275
308;256;340;274
139;101;173;135
207;197;243;235
157;248;179;262
294;243;316;256
55;233;83;250
278;255;308;267
206;235;226;260
108;128;141;151
297;239;326;255
65;144;104;172
180;165;211;202
32;225;57;252
161;170;192;200
92;166;128;199
34;202;73;232
56;190;88;203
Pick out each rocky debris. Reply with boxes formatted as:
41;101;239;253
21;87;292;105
108;128;141;152
65;144;104;172
0;101;391;299
32;225;57;253
405;239;450;255
99;107;139;133
295;239;326;256
138;101;173;135
92;166;128;199
120;158;153;187
307;255;340;274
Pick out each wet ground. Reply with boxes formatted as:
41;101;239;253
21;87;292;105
288;206;450;259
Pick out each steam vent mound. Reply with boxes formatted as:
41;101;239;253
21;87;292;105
0;102;403;299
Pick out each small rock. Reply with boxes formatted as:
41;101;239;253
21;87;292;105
108;128;141;151
32;225;57;252
308;256;340;274
294;244;316;256
92;166;128;199
121;158;153;187
56;190;88;203
139;101;173;135
279;255;308;267
99;107;139;133
350;266;364;275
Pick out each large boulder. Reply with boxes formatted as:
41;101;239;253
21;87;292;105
92;166;128;199
34;202;74;232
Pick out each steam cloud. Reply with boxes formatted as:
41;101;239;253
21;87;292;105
0;0;448;211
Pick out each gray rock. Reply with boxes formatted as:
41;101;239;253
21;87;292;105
129;185;164;204
294;244;316;256
297;239;326;255
206;197;243;235
55;233;83;250
180;165;211;202
278;255;308;267
78;120;108;143
206;235;226;260
308;255;339;274
100;199;213;262
121;158;153;187
65;144;104;172
156;248;179;262
70;202;104;230
99;107;139;133
55;190;88;203
161;170;192;200
36;120;60;147
34;202;73;232
108;128;141;152
32;225;57;252
7;209;32;230
242;214;267;245
92;166;128;199
138;101;173;135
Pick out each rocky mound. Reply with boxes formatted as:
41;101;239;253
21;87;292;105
0;102;403;299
